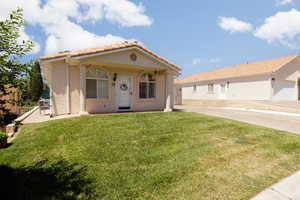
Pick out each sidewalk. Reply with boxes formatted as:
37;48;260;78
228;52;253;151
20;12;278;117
251;171;300;200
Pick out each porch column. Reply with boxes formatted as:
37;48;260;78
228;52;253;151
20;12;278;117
79;64;87;114
66;62;70;114
49;81;54;116
164;72;174;112
48;65;55;117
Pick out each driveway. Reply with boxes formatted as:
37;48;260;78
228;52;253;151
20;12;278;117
176;105;300;134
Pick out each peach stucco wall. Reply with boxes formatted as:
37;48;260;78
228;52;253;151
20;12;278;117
82;49;168;70
49;49;173;115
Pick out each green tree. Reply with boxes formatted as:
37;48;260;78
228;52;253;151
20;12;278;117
0;8;34;124
29;61;43;102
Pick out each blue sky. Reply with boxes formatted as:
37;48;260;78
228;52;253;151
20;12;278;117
1;0;300;78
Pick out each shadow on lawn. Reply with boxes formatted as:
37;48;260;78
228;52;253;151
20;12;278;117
0;159;98;200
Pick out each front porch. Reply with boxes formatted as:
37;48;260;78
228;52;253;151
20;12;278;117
41;43;181;116
78;63;175;114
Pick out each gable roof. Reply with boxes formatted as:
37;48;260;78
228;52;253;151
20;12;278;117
176;54;299;84
40;41;181;71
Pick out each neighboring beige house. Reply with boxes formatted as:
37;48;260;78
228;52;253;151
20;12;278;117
177;55;300;101
40;42;181;115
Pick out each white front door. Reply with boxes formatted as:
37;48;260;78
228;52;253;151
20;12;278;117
116;75;133;111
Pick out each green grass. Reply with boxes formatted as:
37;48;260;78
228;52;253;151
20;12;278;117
1;112;300;200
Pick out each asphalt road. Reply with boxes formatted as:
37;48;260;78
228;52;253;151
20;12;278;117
176;105;300;135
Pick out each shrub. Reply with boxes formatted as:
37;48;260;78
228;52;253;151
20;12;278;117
0;132;8;148
0;132;7;140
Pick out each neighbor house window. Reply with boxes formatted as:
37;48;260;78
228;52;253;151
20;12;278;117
86;68;109;99
208;84;214;94
139;73;156;99
193;85;197;92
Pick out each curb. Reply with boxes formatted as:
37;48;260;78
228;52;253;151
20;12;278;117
6;106;39;137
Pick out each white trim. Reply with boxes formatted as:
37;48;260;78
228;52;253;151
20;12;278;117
85;67;110;100
41;57;65;63
138;72;157;99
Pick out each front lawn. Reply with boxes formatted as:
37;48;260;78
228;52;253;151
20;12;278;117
1;112;300;200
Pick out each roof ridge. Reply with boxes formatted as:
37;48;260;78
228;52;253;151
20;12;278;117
40;41;139;59
212;54;299;72
177;54;299;84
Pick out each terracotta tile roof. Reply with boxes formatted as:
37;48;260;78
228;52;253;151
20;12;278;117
177;54;299;84
40;41;181;71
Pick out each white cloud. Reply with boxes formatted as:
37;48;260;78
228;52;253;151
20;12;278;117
209;57;222;63
82;0;153;27
218;17;253;33
0;0;153;55
276;0;293;6
192;57;222;66
192;58;201;65
255;9;300;49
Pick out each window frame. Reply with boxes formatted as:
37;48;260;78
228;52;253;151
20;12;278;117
139;73;156;99
208;83;214;94
86;67;109;99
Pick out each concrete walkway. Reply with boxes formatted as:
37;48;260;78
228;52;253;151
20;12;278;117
176;105;300;134
22;108;80;124
182;100;300;114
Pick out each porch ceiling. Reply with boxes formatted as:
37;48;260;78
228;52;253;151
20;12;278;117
83;60;166;72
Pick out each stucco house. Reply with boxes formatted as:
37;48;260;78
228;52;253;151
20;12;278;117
40;42;181;116
177;55;300;101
